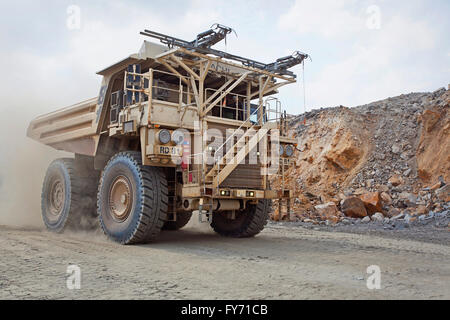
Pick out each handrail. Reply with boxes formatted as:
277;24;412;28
211;101;270;189
209;96;285;189
213;102;265;164
204;88;248;121
185;152;209;195
124;68;193;106
264;97;282;122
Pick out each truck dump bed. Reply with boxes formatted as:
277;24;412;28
27;97;99;155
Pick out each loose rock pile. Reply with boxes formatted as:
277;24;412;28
271;85;450;230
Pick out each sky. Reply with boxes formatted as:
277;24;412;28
0;0;449;117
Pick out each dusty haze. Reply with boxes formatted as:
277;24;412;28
0;101;69;228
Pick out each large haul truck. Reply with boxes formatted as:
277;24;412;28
27;25;307;244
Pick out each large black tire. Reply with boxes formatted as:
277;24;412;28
41;159;83;232
211;199;271;238
97;151;168;244
162;212;192;231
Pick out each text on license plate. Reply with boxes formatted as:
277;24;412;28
157;146;181;155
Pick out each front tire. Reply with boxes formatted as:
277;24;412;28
97;152;168;244
211;199;271;238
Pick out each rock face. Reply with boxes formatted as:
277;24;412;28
270;107;371;208
269;86;450;223
324;131;364;171
416;93;450;184
341;197;368;218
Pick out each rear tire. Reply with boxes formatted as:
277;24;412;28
211;199;271;238
97;151;168;244
41;159;81;232
162;212;192;231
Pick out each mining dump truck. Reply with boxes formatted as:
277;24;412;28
27;25;308;244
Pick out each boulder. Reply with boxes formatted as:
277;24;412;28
412;205;428;216
360;192;383;215
323;135;363;171
314;202;339;220
371;212;384;222
392;144;401;154
341;197;368;218
380;192;392;205
398;192;417;207
386;207;401;218
388;174;404;187
361;216;371;223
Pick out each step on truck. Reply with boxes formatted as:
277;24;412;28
27;25;308;244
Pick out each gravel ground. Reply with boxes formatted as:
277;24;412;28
0;219;449;300
272;210;450;246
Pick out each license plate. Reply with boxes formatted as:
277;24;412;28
156;145;182;156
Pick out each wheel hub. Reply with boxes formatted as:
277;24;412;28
109;176;133;222
49;180;64;216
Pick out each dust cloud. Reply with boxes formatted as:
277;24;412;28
0;105;67;228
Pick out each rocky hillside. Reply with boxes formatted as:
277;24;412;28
271;86;449;227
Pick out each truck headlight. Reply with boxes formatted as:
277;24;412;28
279;145;284;156
158;129;171;144
171;130;185;145
285;145;294;157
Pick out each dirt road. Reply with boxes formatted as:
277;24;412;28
0;221;449;300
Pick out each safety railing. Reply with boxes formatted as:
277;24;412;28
124;69;196;109
184;152;212;195
151;69;195;108
204;88;250;121
210;101;271;189
264;97;282;123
